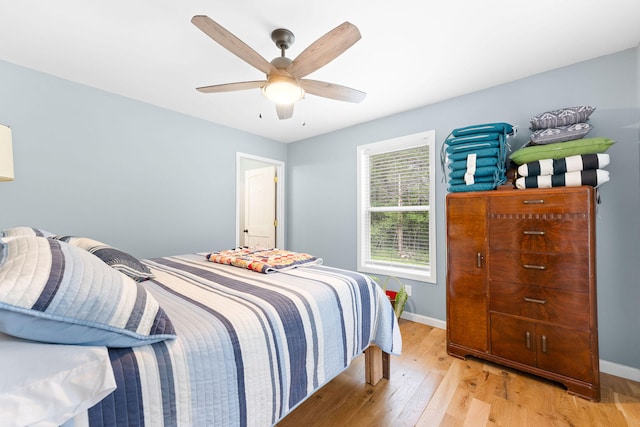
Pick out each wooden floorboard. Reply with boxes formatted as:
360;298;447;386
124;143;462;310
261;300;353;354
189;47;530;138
277;319;640;427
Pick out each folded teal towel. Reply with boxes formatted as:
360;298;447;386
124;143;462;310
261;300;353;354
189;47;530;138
448;175;496;185
448;182;499;192
452;122;514;137
446;132;500;146
448;147;500;161
449;165;500;179
446;139;501;154
448;156;498;171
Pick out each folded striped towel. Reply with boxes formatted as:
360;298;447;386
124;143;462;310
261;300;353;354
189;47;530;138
515;169;609;189
517;153;610;177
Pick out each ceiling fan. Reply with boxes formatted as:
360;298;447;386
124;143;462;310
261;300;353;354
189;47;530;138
191;15;366;120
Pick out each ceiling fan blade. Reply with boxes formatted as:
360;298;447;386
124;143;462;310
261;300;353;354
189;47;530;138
300;79;366;103
276;104;294;120
287;22;361;78
196;80;266;93
192;15;277;76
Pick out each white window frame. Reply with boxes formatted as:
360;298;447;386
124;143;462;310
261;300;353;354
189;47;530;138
356;130;436;283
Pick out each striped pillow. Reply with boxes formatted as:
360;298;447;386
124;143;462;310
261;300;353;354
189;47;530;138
0;236;175;347
1;226;55;238
53;236;154;282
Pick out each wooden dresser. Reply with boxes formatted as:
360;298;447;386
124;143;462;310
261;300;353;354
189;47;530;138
446;186;600;401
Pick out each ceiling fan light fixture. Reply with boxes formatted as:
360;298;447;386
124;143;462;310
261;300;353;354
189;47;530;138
262;75;304;105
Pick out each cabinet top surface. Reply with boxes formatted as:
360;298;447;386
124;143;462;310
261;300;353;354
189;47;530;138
445;185;595;200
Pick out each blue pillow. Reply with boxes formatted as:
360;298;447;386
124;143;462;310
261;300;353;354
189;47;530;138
0;236;175;347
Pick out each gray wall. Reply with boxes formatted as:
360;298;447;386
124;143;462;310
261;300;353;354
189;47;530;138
1;46;638;372
287;46;640;370
0;60;286;258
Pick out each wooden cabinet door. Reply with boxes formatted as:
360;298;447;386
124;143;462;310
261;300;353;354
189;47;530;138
490;313;537;366
446;195;488;352
491;314;593;383
536;324;593;383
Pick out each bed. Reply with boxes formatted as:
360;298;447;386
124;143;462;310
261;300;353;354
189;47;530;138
0;228;401;427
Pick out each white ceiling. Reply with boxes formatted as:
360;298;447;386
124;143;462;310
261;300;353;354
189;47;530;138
1;1;639;143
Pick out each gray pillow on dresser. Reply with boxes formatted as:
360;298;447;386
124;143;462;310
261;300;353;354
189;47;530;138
530;106;595;130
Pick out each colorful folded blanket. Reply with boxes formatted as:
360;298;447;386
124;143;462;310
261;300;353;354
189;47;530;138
206;247;322;274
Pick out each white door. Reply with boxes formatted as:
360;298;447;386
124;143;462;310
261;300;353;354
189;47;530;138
244;166;277;248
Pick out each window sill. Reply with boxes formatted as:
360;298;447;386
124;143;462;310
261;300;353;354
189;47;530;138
358;263;436;284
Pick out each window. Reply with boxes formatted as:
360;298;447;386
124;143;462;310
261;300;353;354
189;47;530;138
357;130;436;282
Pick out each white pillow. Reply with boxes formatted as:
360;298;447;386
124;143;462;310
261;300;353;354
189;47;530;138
0;334;116;427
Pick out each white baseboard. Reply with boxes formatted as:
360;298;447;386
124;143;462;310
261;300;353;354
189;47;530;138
400;311;446;330
401;313;640;382
600;359;640;382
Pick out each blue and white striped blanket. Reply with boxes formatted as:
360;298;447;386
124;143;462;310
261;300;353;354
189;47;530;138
63;254;401;427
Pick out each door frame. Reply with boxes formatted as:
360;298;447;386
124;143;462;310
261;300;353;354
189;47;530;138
236;152;285;248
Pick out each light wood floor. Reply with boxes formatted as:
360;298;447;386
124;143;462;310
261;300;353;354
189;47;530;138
278;320;640;427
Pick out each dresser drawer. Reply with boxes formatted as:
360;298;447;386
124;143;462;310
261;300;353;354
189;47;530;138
489;250;590;292
489;216;589;253
490;281;590;327
489;189;592;215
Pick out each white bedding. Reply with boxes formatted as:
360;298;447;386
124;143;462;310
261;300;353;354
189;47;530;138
0;334;116;427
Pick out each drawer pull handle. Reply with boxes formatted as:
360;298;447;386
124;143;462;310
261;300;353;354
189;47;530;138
541;335;547;353
525;331;531;349
523;264;546;270
524;297;547;305
523;199;545;204
523;230;545;236
476;252;484;268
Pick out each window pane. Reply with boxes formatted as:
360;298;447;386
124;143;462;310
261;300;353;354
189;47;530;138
357;129;436;282
369;210;429;266
369;145;429;208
